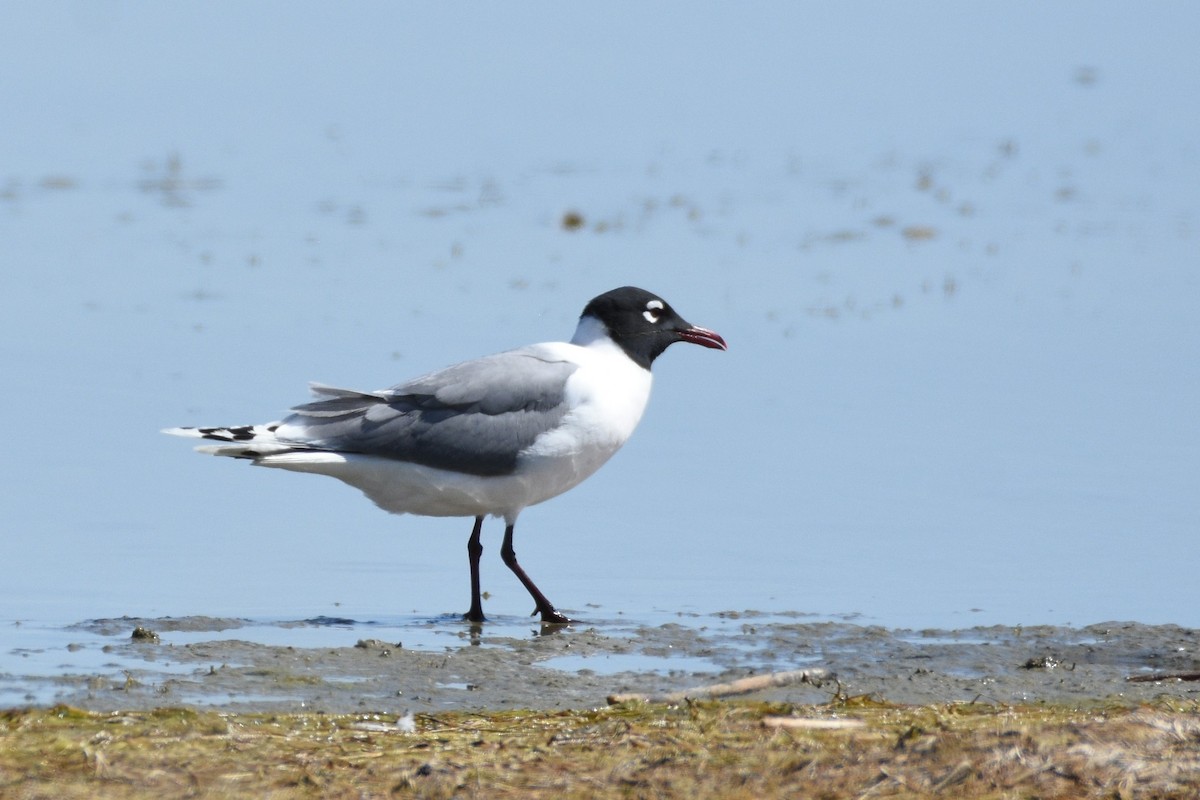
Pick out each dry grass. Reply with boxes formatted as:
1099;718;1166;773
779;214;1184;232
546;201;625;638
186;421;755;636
2;698;1199;798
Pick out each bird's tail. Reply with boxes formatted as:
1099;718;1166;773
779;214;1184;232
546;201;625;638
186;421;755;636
162;423;297;459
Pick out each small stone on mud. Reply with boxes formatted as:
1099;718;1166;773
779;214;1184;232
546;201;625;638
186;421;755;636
1021;656;1062;670
355;638;400;650
131;626;160;643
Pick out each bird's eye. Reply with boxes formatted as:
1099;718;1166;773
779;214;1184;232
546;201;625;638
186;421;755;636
643;299;664;324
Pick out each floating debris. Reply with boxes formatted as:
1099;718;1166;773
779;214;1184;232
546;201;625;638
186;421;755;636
561;210;585;231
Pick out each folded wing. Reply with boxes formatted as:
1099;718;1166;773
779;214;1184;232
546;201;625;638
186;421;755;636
273;348;578;476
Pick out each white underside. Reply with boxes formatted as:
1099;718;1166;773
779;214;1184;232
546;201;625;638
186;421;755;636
193;328;653;525
253;447;615;524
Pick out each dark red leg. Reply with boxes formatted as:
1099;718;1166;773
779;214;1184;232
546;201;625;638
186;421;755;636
463;516;485;623
500;523;572;624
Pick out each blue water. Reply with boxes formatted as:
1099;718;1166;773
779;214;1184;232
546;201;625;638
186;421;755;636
2;1;1197;683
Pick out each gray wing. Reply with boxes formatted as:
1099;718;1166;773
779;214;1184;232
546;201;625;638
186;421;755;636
276;348;578;476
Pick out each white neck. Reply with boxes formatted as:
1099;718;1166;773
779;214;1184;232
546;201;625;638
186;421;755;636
569;315;612;347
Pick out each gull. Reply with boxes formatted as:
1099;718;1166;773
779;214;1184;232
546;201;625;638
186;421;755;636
165;286;726;623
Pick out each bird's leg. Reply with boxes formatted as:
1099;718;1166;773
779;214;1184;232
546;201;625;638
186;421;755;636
500;523;572;624
463;516;486;623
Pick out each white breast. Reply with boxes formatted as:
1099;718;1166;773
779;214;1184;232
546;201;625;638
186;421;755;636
516;334;653;503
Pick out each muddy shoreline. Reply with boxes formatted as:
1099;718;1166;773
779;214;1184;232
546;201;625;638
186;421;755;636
7;614;1198;712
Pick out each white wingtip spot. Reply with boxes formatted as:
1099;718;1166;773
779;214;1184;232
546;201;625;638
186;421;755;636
162;426;203;438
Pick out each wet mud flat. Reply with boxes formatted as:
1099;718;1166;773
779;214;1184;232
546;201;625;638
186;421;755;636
8;613;1198;712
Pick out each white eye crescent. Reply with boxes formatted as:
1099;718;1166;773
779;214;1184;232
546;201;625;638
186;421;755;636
643;299;664;324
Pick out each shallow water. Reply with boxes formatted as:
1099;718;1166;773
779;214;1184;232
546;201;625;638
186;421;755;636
4;614;1198;712
1;4;1198;700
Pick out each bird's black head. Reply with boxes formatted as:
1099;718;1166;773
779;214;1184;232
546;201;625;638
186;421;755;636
579;286;727;370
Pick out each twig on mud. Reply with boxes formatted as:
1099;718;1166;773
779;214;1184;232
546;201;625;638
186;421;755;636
607;668;832;705
761;716;866;730
1125;671;1200;683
